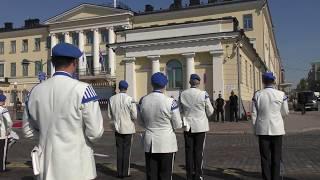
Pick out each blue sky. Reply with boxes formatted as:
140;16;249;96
0;0;319;86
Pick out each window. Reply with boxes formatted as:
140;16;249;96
46;36;51;49
0;64;4;77
57;34;64;44
47;60;51;75
243;14;253;30
34;38;41;51
86;56;94;75
11;63;16;77
0;42;4;54
10;41;16;53
72;33;79;46
86;32;93;45
101;30;108;43
23;63;29;77
166;60;183;89
22;39;28;52
35;61;42;76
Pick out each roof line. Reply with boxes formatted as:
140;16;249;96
135;0;258;16
116;16;237;33
44;3;133;24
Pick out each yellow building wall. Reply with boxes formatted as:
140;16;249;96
0;28;50;105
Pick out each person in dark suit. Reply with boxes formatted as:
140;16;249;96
215;94;225;122
229;91;238;122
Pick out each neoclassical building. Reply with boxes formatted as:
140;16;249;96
0;0;282;116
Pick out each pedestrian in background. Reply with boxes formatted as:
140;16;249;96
23;43;104;180
180;74;214;180
215;93;225;123
298;93;306;115
107;80;137;178
0;94;12;172
251;72;289;180
139;72;182;180
229;91;238;122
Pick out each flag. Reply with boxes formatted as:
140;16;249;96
81;51;87;63
99;50;105;65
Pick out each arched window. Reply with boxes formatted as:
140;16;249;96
166;60;183;89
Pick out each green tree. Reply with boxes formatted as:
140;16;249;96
296;78;309;91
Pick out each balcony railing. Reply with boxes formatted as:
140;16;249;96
75;67;112;79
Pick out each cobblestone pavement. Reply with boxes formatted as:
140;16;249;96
1;129;320;180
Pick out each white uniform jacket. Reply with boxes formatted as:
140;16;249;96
139;91;182;153
0;107;12;139
180;88;214;133
107;93;137;134
251;87;289;135
23;71;104;180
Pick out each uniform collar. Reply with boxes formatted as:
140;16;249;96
265;86;274;89
190;86;197;88
53;71;72;78
153;90;163;93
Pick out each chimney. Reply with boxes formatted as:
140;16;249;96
4;22;13;30
170;0;182;9
145;4;154;12
24;19;40;28
189;0;200;6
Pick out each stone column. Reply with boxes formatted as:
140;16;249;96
124;57;136;101
108;27;116;76
50;33;57;76
64;32;71;44
148;55;160;75
210;50;224;100
93;29;100;75
182;52;195;89
78;30;86;75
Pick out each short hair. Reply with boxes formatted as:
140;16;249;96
152;83;163;90
119;87;127;91
189;79;200;86
51;56;76;69
262;78;275;85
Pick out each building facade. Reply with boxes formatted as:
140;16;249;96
0;19;49;106
0;0;282;116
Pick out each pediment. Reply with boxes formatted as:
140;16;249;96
45;3;132;24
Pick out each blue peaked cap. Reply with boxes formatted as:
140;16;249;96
52;43;83;59
119;80;129;89
190;74;201;81
262;72;276;80
0;94;6;102
151;72;168;88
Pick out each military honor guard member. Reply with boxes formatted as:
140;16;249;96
139;72;182;180
180;74;214;180
0;94;12;172
107;80;137;178
23;43;104;180
252;72;289;180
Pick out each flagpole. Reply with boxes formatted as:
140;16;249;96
114;0;117;8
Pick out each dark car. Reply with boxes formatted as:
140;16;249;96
293;91;318;111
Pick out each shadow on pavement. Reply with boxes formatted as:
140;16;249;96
96;163;117;178
204;167;298;180
21;177;35;180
